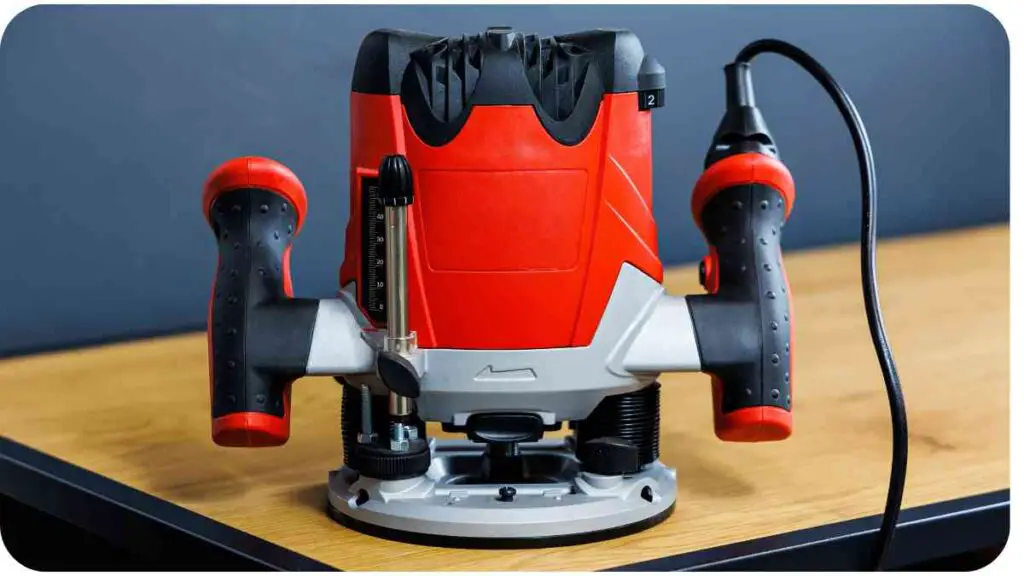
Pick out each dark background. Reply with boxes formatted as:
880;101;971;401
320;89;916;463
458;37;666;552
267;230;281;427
0;4;1008;356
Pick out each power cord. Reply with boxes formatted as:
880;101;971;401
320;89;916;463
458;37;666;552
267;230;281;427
733;39;908;571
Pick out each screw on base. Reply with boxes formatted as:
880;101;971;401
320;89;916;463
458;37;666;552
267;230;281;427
496;486;517;502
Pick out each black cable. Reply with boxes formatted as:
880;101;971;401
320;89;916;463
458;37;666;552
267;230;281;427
734;39;908;571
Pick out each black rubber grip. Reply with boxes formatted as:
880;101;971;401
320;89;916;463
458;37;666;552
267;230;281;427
687;183;793;417
207;188;318;421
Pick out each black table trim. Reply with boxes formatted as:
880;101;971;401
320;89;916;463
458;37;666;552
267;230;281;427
611;488;1009;571
0;437;332;570
1;436;1009;571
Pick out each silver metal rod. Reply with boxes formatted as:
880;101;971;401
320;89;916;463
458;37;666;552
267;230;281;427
385;207;409;354
388;393;412;416
384;205;412;417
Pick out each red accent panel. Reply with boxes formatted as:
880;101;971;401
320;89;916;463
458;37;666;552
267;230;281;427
712;377;793;442
691;152;795;227
212;410;291;447
341;93;662;349
203;156;308;231
418;170;588;271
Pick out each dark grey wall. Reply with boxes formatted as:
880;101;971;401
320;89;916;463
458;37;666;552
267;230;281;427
0;5;1008;355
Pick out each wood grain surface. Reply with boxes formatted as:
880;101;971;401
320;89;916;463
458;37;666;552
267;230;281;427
0;224;1009;571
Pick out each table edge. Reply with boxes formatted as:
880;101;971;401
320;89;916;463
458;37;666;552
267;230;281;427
0;437;334;571
611;490;1009;571
0;437;1009;571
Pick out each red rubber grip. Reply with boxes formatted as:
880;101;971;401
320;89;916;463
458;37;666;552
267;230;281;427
203;156;308;230
212;412;291;448
691;152;795;228
712;377;792;442
692;152;795;443
203;156;308;447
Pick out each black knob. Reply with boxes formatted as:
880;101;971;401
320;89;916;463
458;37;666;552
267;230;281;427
376;350;421;399
497;486;517;502
578;437;640;476
698;259;708;287
378;154;413;207
349;438;431;480
466;412;543;444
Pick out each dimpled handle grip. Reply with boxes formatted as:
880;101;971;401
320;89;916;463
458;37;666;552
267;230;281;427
202;157;313;447
687;152;795;442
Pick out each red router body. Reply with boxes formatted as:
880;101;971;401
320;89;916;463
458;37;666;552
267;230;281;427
200;27;796;546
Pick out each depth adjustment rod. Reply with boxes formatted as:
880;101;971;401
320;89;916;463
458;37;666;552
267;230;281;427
376;154;423;452
347;154;432;481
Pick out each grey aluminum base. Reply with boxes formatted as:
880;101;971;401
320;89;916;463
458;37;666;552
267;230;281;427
326;438;676;545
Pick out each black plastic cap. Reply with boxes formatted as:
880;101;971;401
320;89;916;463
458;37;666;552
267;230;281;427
578;436;640;476
378;154;414;207
638;55;666;91
637;55;666;110
704;62;779;167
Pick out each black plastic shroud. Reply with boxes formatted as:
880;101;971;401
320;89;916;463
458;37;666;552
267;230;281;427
352;27;665;146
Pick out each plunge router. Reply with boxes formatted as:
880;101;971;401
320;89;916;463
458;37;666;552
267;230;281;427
200;27;906;559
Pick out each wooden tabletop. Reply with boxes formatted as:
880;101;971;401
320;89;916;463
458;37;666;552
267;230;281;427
0;224;1009;571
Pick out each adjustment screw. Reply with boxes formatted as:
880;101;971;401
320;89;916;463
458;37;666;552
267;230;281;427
497;486;517;502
